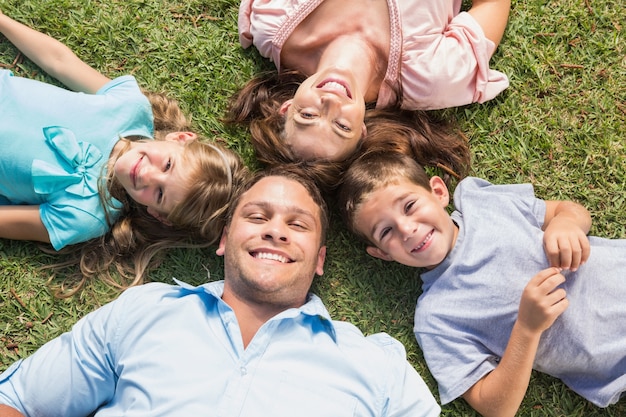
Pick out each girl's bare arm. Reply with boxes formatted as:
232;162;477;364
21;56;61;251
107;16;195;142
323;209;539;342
0;11;110;93
0;206;51;244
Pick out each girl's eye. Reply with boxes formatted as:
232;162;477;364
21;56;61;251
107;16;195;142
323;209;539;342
164;159;171;172
300;111;316;119
157;189;164;204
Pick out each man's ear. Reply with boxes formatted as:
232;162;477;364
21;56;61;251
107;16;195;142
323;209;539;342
215;226;228;256
147;207;173;226
279;99;293;116
366;246;394;261
315;246;327;276
429;176;450;207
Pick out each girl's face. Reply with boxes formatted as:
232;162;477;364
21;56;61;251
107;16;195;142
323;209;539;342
280;68;367;161
112;132;195;223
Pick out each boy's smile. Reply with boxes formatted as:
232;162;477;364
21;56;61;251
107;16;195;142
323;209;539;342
354;176;458;269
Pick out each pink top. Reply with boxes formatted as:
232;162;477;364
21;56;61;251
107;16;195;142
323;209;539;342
239;0;509;110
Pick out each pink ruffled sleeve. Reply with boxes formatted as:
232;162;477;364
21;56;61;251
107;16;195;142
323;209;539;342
393;10;509;110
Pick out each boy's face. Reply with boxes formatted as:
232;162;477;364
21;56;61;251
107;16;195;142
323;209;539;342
354;176;458;269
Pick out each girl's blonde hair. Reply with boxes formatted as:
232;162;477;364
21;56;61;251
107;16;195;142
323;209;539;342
46;92;250;296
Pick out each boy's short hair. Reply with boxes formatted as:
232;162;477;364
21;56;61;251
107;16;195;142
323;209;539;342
226;163;330;245
337;152;432;245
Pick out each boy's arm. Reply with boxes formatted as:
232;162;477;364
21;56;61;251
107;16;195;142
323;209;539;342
0;206;51;244
0;10;110;93
462;267;568;417
467;0;511;48
542;200;591;271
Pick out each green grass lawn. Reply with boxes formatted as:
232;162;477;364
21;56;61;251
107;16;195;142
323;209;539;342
1;0;624;415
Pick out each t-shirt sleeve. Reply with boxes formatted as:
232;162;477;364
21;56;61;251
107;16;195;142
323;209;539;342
40;194;117;250
454;177;546;230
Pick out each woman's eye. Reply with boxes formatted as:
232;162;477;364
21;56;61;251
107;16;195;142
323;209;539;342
336;122;351;132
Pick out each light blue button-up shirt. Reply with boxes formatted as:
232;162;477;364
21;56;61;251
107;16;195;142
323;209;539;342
0;280;440;416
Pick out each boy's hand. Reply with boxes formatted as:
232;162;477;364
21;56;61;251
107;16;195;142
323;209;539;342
543;216;590;271
518;267;568;334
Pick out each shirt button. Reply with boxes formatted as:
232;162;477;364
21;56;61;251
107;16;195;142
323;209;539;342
240;367;247;375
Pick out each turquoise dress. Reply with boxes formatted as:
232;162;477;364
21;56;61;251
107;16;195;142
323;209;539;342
0;70;153;249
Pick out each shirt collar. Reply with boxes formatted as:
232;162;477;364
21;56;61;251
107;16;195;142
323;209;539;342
172;278;337;342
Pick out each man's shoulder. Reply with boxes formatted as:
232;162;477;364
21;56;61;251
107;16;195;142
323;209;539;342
332;322;409;360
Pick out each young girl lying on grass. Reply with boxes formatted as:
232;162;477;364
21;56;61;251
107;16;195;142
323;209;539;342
0;11;249;294
338;151;626;417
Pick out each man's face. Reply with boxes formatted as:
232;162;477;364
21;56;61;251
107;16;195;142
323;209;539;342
217;176;326;309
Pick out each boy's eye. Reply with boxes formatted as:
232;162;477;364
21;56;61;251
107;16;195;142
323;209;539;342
404;201;415;214
379;227;391;241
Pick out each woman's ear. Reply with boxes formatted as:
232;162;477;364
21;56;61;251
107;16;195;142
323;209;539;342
279;100;293;116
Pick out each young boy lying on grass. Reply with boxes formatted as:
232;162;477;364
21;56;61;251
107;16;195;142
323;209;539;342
338;151;626;417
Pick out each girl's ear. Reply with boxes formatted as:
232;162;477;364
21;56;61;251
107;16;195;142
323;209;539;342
147;207;173;226
366;246;394;261
164;131;197;143
279;100;293;116
429;176;450;207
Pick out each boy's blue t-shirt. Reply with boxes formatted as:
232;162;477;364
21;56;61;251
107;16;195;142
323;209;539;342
0;70;153;249
415;177;626;407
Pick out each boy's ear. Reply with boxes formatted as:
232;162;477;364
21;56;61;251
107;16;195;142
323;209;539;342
366;246;394;261
429;176;450;207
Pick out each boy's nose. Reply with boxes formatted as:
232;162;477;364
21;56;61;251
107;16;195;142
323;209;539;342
399;220;417;240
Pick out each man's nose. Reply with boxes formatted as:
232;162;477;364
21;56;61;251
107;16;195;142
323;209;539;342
262;219;289;243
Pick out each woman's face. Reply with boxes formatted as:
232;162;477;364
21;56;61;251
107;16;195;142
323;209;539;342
112;132;195;223
280;68;367;161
